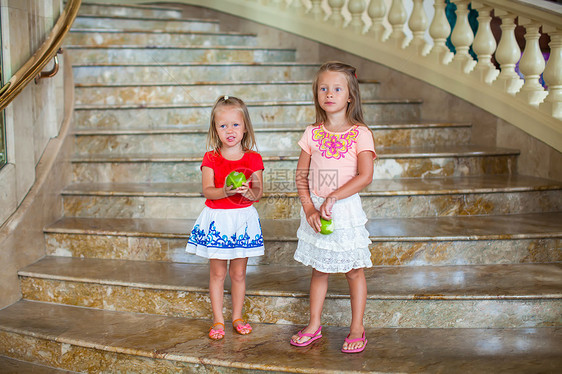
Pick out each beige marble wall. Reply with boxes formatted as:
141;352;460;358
0;0;73;308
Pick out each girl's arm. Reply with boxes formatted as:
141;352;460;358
201;166;238;200
319;150;374;220
296;150;322;233
240;169;264;201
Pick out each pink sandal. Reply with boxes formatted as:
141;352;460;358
341;331;367;353
232;318;252;335
290;326;322;347
209;322;225;340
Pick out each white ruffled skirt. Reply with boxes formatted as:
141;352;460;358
186;206;264;260
294;193;372;273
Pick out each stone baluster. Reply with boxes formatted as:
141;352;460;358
470;2;498;84
407;0;429;54
492;11;523;94
540;28;562;118
328;0;345;29
368;0;387;41
449;0;476;73
289;0;305;14
427;0;453;64
347;0;366;34
387;0;408;48
516;19;547;106
309;0;324;21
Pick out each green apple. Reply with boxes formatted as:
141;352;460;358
225;171;247;189
320;218;334;235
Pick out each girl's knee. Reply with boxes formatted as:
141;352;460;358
345;268;364;280
229;267;247;283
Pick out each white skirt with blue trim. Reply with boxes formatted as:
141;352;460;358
186;205;264;260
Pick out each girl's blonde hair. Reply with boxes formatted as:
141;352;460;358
313;61;365;126
207;95;257;152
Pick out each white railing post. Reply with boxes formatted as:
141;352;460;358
308;0;324;20
289;0;305;14
516;18;547;106
471;2;498;84
328;0;345;28
388;0;408;48
540;28;562;119
449;0;476;73
427;0;453;63
368;0;387;42
492;10;523;94
348;0;367;34
407;0;429;55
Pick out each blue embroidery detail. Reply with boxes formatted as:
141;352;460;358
188;221;263;249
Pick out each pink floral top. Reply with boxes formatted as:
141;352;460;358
298;124;376;197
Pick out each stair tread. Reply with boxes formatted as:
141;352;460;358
75;15;218;23
0;355;74;374
2;300;560;373
74;80;379;87
45;212;562;241
61;175;562;196
66;44;294;51
19;257;562;299
70;145;520;162
71;61;322;67
80;2;184;12
70;28;255;36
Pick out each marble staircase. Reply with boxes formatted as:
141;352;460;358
1;2;561;373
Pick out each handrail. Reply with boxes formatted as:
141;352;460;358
0;0;81;111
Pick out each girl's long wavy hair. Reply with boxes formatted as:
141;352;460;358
207;95;257;153
313;61;365;126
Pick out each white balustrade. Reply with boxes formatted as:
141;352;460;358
517;18;547;106
347;0;366;34
367;0;387;41
427;0;453;63
308;0;324;21
407;0;429;54
328;0;345;28
388;0;408;48
492;10;523;94
289;0;305;14
540;28;562;118
471;2;498;84
449;0;476;73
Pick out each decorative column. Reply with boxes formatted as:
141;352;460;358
470;2;498;84
516;18;547;106
427;0;453;64
347;0;366;34
449;0;476;73
540;28;562;118
289;0;305;14
309;0;325;21
407;0;429;54
492;11;523;94
368;0;387;42
328;0;345;29
387;0;408;48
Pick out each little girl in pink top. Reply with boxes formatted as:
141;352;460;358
290;62;376;354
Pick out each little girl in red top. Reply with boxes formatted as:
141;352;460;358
186;95;264;340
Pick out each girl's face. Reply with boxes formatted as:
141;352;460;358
317;71;351;116
214;106;246;149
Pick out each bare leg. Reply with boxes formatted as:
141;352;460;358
209;259;228;339
342;267;367;351
291;268;329;344
229;257;251;334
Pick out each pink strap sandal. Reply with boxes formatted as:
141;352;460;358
208;322;225;340
341;331;367;353
290;326;322;347
232;318;252;335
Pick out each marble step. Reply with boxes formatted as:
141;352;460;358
71;62;322;84
59;176;562;220
69;146;518;184
65;45;296;64
2;301;560;373
73;122;471;154
17;257;562;328
77;2;183;19
0;355;74;374
67;29;258;47
72;99;422;129
72;15;219;32
44;212;562;266
73;81;380;106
